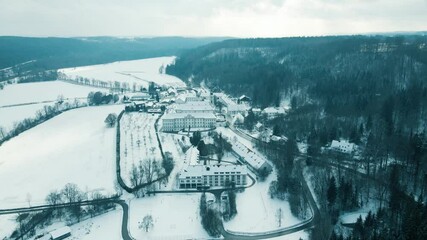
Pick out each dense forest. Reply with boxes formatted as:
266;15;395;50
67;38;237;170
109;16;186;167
0;36;229;83
167;35;427;239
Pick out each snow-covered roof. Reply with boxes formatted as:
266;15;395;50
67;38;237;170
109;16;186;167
255;122;263;128
162;112;216;120
227;104;249;112
262;107;286;114
180;164;248;178
130;92;150;100
330;140;356;153
174;101;214;112
50;226;71;239
232;140;269;170
239;95;251;101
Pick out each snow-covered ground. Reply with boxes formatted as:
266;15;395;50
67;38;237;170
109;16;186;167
216;127;304;233
224;172;303;233
0;103;49;132
0;105;123;208
120;112;163;186
157;133;190;190
0;81;105;133
0;81;103;107
129;193;210;240
0;214;18;239
23;209;123;240
59;57;186;90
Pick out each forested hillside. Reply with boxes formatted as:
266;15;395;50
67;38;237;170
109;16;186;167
0;36;229;83
167;35;427;239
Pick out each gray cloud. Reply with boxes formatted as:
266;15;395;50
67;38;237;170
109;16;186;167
0;0;425;37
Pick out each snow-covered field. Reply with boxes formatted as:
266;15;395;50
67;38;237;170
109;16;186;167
0;81;103;107
120;112;163;186
0;214;17;239
0;81;105;133
129;193;210;240
0;103;49;132
0;105;123;208
59;57;186;90
224;172;303;232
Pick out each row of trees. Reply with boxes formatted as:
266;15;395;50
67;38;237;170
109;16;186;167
0;98;85;145
199;193;222;237
87;91;120;105
128;152;175;197
12;183;115;240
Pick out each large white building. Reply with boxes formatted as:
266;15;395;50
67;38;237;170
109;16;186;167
212;93;249;116
161;112;216;132
178;164;248;189
330;140;357;154
174;101;215;114
232;140;273;174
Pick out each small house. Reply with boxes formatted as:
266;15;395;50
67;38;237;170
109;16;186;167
50;226;71;240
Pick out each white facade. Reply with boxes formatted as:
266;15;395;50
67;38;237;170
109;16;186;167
161;113;216;132
178;164;248;189
262;107;286;119
330;140;356;154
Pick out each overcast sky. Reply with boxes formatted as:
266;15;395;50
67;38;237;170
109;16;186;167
0;0;426;37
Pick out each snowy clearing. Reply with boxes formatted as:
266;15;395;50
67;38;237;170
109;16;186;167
59;57;186;90
0;81;103;107
224;172;303;233
129;193;210;240
0;105;123;208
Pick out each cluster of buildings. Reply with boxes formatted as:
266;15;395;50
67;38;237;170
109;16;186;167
161;91;218;132
211;93;249;116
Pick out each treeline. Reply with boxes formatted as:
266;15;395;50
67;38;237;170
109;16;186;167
0;36;230;83
10;183;117;240
0;99;85;145
168;34;427;238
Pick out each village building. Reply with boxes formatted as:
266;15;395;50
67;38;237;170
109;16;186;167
262;107;287;119
129;92;151;101
330;140;357;154
178;164;248;189
49;226;71;240
212;93;249;116
161;112;216;132
231;140;273;174
174;101;215;114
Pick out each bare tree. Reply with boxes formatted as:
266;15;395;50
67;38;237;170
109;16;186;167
46;190;62;205
61;183;82;203
276;208;283;227
25;193;32;207
129;162;144;187
105;113;118;127
144;158;161;184
139;215;154;232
